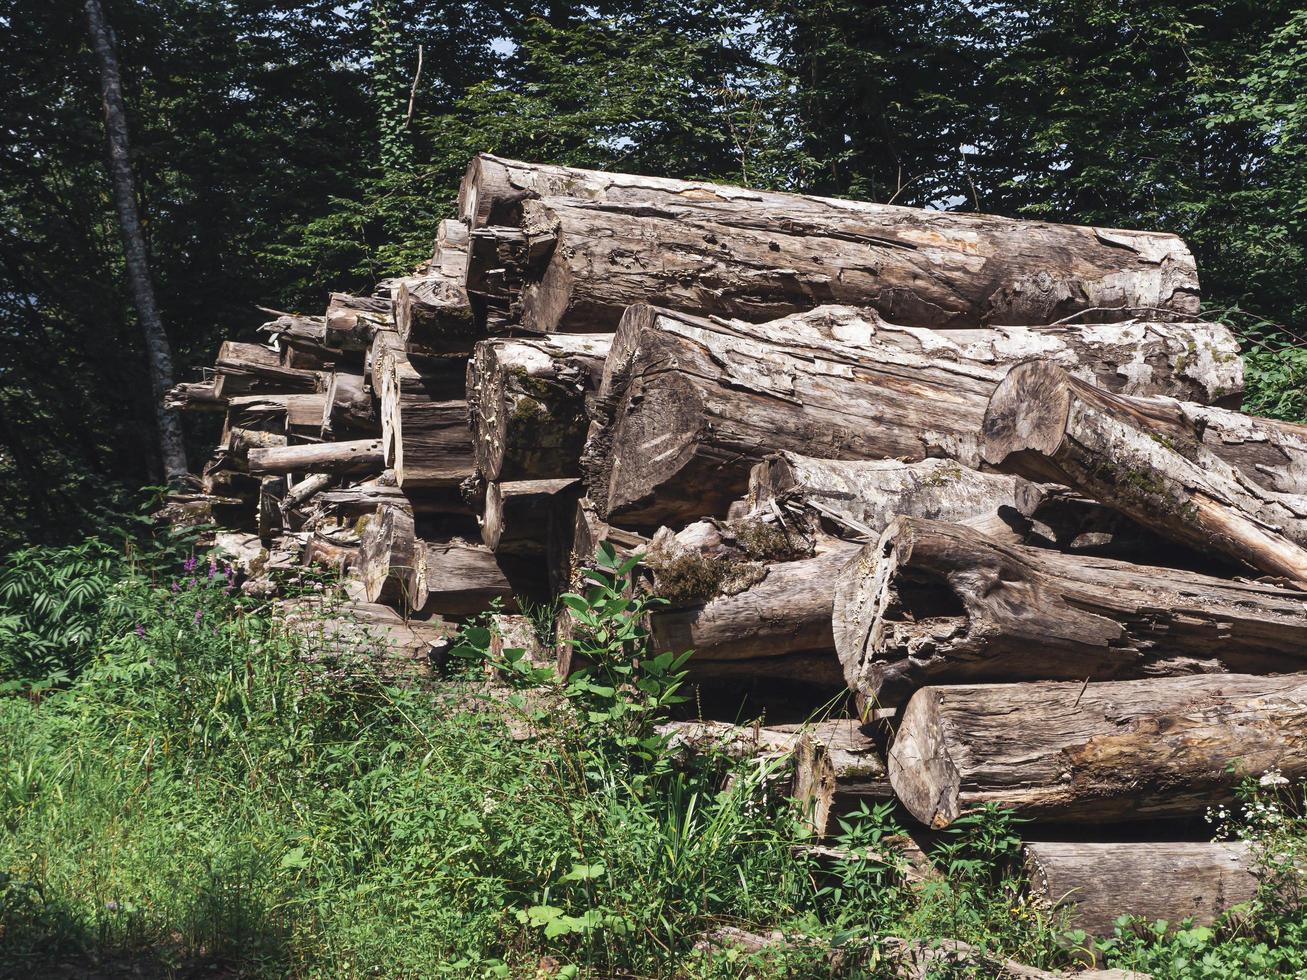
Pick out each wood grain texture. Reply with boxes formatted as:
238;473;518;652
890;673;1307;827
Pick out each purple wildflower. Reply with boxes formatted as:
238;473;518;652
193;608;203;624
208;559;218;580
171;581;181;593
182;556;198;574
225;564;236;583
134;624;146;638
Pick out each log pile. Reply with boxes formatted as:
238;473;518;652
166;155;1307;936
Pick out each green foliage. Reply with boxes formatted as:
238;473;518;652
2;542;1307;975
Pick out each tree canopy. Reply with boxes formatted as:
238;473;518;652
2;0;1304;546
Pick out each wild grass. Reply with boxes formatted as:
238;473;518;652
0;539;1303;978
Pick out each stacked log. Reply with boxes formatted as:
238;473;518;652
164;154;1307;937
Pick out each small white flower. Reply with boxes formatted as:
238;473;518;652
1260;769;1290;788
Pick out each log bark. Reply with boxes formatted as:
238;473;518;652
228;393;328;434
1023;841;1258;937
468;334;612;481
482;478;581;555
587;305;1003;524
835;517;1307;709
416;537;517;616
889;673;1307;827
511;191;1198;335
324;293;390;350
281;597;454;673
358;504;424;609
248;439;383;476
980;361;1307;585
785;719;893;839
306;476;471;523
433;219;469;279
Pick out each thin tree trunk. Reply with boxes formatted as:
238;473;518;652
84;0;187;481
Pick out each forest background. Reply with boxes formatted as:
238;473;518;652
3;0;1305;547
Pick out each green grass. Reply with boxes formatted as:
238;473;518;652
0;540;1304;978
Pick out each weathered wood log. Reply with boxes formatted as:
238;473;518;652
165;379;226;411
468;334;612;481
433;218;469;277
358;504;424;608
320;372;376;437
248;439;383;477
324;293;390;350
835;517;1307;707
890;673;1307;828
648;542;860;664
415;537;517;616
981;361;1307;584
281;596;454;673
1024;841;1258;937
509;188;1197;335
374;346;473;489
559;495;650;596
257;475;286;544
482;479;581;555
461;155;1199;329
212;341;324;396
392;273;477;356
484;613;551;679
587;306;1003;524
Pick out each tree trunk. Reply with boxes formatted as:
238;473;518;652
280;596;454;673
890;673;1307;827
981;361;1307;585
164;380;225;412
213;341;324;396
586;305;1004;525
358;504;424;609
248;439;383;476
374;347;472;489
468;334;611;481
835;517;1307;709
84;0;188;482
509;190;1198;334
461;154;1199;330
1023;841;1258;938
325;293;390;350
482;478;581;555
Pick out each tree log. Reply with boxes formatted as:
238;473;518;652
511;191;1197;334
164;379;226;412
460;155;1198;329
648;542;860;664
307;477;470;522
213;341;323;396
482;478;581;555
248;439;383;476
785;719;893;838
468;334;612;481
415;537;517;616
324;293;390;350
358;504;424;609
835;517;1307;709
392;273;478;356
981;361;1307;584
281;597;454;672
321;372;376;437
890;673;1307;828
375;347;473;489
587;306;1004;524
1023;841;1258;937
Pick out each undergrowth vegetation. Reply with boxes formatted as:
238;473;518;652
0;538;1304;977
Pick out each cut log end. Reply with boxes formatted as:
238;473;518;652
888;690;960;829
980;359;1073;466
